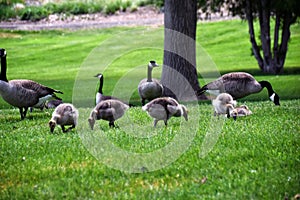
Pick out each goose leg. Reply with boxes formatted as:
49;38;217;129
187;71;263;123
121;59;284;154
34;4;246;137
19;107;28;120
153;119;159;127
19;108;24;120
164;119;168;126
141;99;145;106
66;125;76;132
23;107;28;118
61;125;66;133
109;121;115;128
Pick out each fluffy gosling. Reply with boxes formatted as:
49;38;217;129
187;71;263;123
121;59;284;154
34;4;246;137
49;103;78;133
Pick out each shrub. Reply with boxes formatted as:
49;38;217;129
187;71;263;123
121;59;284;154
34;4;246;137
0;5;17;20
138;0;164;7
19;6;48;21
104;0;132;15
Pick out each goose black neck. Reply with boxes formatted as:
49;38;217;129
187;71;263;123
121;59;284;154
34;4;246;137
0;55;8;82
98;75;103;94
147;66;153;82
259;81;274;96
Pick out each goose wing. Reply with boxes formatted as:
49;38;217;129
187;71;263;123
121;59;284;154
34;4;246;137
9;80;63;98
1;81;39;108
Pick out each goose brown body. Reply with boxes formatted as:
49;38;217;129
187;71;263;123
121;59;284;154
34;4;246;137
0;48;63;119
198;72;280;105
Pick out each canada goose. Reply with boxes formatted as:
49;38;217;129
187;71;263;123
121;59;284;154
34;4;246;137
142;97;188;127
197;72;280;105
0;48;63;119
226;104;252;120
49;103;78;133
138;61;163;106
94;73;134;107
212;93;237;117
94;73;118;104
88;99;129;129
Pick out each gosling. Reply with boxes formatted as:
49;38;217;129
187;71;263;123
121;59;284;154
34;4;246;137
142;97;188;127
212;93;237;117
226;104;252;120
88;99;129;129
49;103;79;133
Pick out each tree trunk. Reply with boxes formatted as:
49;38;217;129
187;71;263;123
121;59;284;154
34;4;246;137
258;0;274;73
277;12;293;73
161;0;206;101
245;0;264;70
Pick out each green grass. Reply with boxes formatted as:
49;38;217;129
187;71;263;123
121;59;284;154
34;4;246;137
0;20;299;199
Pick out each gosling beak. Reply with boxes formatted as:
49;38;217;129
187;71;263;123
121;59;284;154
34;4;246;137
233;115;237;121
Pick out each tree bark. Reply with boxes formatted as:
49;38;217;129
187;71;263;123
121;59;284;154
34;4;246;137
161;0;206;100
258;0;273;73
273;12;280;70
245;0;264;70
277;12;292;73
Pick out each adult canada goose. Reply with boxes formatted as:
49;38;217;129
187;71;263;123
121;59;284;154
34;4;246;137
94;73;118;104
49;103;78;133
142;97;188;127
212;93;237;117
138;61;163;106
0;48;63;119
226;104;252;120
88;99;129;129
197;72;280;105
94;73;134;106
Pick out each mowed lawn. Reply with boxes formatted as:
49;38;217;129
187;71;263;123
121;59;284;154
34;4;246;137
0;20;299;199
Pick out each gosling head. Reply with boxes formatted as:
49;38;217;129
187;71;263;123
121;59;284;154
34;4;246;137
0;48;6;57
226;104;237;121
181;105;188;121
49;120;57;133
148;60;159;68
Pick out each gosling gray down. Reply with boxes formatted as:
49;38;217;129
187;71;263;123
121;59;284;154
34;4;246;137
142;97;188;127
226;104;252;121
212;93;237;117
88;99;129;129
197;72;280;105
0;48;63;119
49;103;79;133
138;61;163;106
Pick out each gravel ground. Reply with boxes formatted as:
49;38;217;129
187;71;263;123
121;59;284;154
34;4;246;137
0;6;164;31
0;5;238;31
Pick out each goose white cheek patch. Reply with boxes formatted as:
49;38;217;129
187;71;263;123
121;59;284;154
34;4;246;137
269;93;275;102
